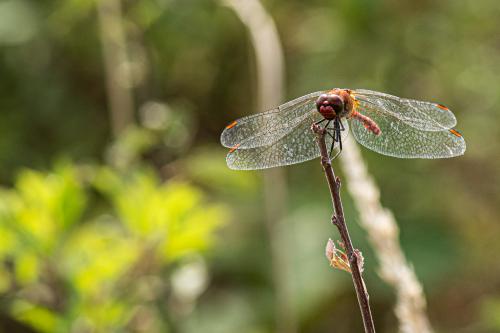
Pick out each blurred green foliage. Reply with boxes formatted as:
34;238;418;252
0;151;227;332
0;0;499;332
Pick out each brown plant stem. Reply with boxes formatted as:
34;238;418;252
312;124;375;333
224;2;295;333
96;0;134;137
340;138;432;333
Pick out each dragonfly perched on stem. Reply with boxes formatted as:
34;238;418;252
221;88;466;170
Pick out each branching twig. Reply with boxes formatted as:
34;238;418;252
312;124;376;333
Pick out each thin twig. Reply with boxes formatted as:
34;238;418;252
312;124;376;333
340;138;432;333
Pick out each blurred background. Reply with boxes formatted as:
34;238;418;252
0;0;499;332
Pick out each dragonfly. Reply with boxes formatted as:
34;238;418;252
221;88;466;170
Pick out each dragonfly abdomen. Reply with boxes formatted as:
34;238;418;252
352;111;381;135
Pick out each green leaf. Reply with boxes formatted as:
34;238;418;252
11;301;61;333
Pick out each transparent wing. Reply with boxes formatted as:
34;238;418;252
221;91;325;149
226;115;349;170
350;103;465;159
354;89;457;131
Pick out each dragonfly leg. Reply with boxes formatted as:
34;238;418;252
330;147;342;160
329;140;336;157
315;118;327;126
323;120;335;140
325;120;336;140
338;118;345;131
327;121;337;156
324;120;331;130
320;119;341;159
326;125;336;141
328;118;343;160
335;118;343;151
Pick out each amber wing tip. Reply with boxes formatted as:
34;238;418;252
437;103;449;111
449;128;462;137
228;143;240;153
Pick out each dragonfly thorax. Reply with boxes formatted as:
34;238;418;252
316;91;352;120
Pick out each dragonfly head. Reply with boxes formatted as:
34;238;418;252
316;93;347;119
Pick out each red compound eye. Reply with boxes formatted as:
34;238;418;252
316;94;344;120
